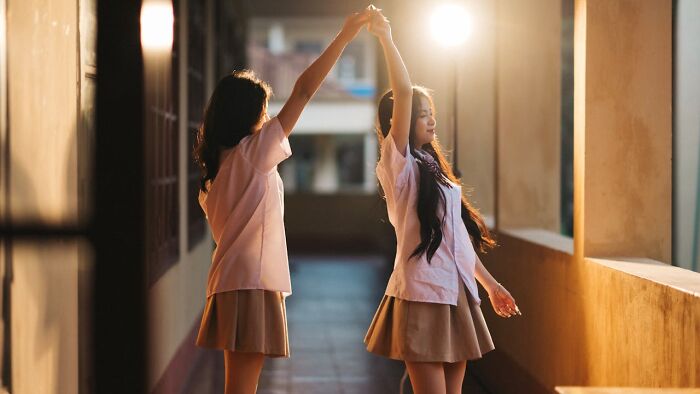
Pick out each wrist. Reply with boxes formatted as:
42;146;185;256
378;33;393;45
485;280;502;295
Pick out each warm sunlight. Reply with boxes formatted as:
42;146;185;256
140;1;174;51
430;4;472;47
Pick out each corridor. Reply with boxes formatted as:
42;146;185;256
2;1;697;393
185;256;490;394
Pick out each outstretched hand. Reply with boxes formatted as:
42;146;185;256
488;283;521;318
367;5;391;40
339;9;371;42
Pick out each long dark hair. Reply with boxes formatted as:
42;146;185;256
193;70;272;192
377;87;496;262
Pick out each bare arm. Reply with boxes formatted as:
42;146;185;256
369;9;412;153
475;255;521;318
474;255;499;293
277;11;369;136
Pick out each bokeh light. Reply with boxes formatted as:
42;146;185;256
430;4;472;47
140;1;174;51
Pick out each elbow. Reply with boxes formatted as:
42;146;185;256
292;79;313;101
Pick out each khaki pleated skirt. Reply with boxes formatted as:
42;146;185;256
196;289;289;358
364;282;495;363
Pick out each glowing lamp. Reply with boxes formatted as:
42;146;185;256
140;1;174;51
430;4;472;47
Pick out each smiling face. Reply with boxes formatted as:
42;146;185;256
413;95;437;148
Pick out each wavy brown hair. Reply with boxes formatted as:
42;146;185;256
377;87;496;261
193;70;272;192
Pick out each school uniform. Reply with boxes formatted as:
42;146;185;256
196;117;291;357
364;133;495;362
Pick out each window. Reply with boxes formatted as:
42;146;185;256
187;0;206;249
145;0;180;284
560;0;574;236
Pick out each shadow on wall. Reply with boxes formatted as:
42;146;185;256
4;121;86;393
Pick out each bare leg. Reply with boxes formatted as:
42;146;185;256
444;361;467;394
223;351;265;394
405;361;446;394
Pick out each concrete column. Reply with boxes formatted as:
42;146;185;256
455;0;496;219
573;0;672;263
495;0;561;231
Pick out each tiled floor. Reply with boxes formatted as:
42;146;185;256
185;256;490;394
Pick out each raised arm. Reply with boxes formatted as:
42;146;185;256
277;10;369;136
369;8;412;154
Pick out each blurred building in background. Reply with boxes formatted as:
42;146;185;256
248;16;378;194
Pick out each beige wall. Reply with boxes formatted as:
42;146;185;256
575;0;672;263
496;0;561;231
6;0;81;392
7;0;79;225
11;240;81;394
456;0;496;218
474;232;699;392
148;238;211;390
467;1;694;392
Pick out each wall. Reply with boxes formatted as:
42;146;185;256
148;238;211;390
469;0;696;392
473;232;700;392
6;0;81;392
284;194;394;257
496;0;561;231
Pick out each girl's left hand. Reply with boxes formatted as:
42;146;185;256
367;6;391;40
487;283;521;318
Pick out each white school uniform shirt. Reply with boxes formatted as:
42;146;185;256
199;117;292;298
376;133;481;306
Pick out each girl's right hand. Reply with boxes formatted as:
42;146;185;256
367;6;391;41
488;283;521;318
339;9;370;42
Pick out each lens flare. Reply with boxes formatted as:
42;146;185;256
140;1;174;51
430;4;472;47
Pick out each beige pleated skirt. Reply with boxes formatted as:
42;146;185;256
196;289;289;358
364;282;495;363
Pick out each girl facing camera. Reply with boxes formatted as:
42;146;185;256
363;7;520;394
